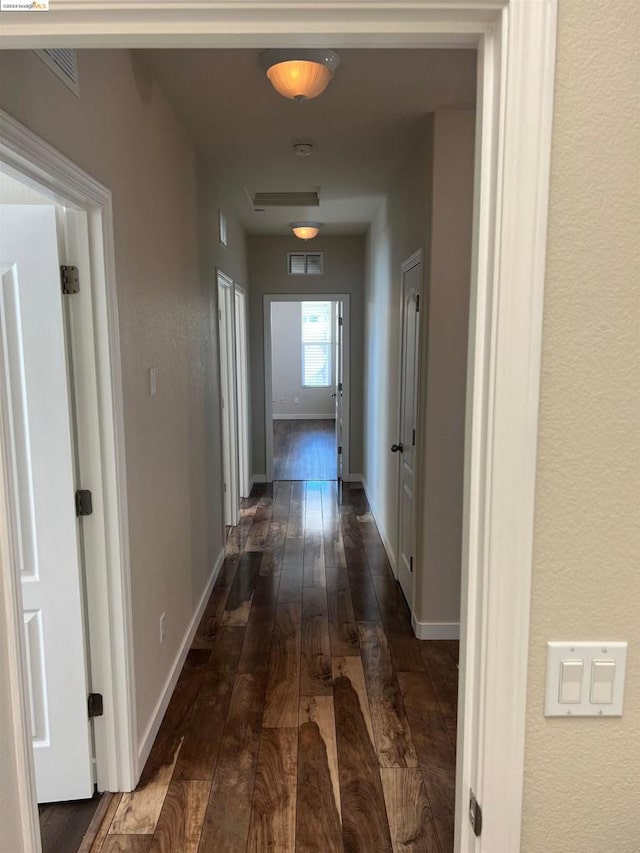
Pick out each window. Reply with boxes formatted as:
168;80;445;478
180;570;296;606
218;209;228;246
288;252;323;275
302;302;332;387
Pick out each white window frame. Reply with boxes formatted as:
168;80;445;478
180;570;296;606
301;301;333;388
0;3;557;852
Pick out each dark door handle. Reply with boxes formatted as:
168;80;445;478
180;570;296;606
391;443;403;453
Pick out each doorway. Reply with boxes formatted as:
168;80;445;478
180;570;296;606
0;6;558;850
395;250;423;611
218;270;251;527
0;117;138;853
264;294;350;483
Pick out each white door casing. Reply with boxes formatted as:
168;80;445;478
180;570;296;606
234;287;251;499
396;251;422;609
217;270;240;525
0;3;557;851
264;293;351;483
334;301;344;481
0;204;93;802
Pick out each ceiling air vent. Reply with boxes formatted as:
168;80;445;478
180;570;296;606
288;253;323;276
252;191;320;208
34;49;80;97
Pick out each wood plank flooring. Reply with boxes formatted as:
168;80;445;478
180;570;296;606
273;419;337;480
39;793;103;853
88;482;458;853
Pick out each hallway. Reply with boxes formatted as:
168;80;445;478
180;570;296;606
88;482;457;852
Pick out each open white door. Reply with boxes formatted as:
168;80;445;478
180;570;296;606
0;205;93;802
334;301;344;482
395;251;422;609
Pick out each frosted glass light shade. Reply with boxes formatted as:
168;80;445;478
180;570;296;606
267;61;332;101
291;222;321;240
261;50;340;101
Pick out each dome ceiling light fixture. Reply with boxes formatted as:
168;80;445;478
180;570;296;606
261;49;340;102
291;222;322;240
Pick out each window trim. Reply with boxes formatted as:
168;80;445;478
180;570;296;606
287;251;323;276
301;301;333;388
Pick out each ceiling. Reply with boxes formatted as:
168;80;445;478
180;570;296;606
139;49;477;236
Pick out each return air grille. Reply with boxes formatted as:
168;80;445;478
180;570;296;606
34;49;80;97
253;191;320;208
288;253;323;275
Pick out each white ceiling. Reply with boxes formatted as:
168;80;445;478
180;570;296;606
139;48;477;235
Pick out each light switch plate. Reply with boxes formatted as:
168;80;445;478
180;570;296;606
545;642;627;717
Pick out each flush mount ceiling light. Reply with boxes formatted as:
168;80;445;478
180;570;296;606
291;222;321;240
261;49;340;101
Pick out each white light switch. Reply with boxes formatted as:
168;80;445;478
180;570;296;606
559;659;583;703
591;660;615;704
545;642;627;717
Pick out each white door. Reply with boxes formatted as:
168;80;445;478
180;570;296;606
217;271;239;525
0;205;93;802
395;252;422;608
334;301;344;482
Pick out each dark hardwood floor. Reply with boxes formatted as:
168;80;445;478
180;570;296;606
88;482;458;853
273;419;337;481
39;792;102;853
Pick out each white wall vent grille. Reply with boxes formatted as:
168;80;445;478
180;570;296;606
34;49;80;97
288;253;323;276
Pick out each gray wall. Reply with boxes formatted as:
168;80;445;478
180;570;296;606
416;109;475;626
247;235;365;477
363;120;433;558
0;49;247;748
363;112;474;629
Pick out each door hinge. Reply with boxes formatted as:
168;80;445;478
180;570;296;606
223;482;227;493
338;382;343;393
61;265;80;295
415;294;420;312
409;555;413;573
338;316;343;326
338;445;342;455
75;489;93;517
412;428;416;446
469;789;482;837
88;693;104;719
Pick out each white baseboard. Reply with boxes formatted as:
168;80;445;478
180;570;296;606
342;472;363;483
136;547;225;774
249;474;267;492
361;477;396;572
412;615;460;640
273;413;335;421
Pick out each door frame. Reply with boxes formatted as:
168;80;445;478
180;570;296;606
0;111;138;844
234;285;251;498
216;269;240;525
0;2;558;850
395;249;424;605
264;293;351;483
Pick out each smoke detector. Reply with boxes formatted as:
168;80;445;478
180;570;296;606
293;141;314;158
